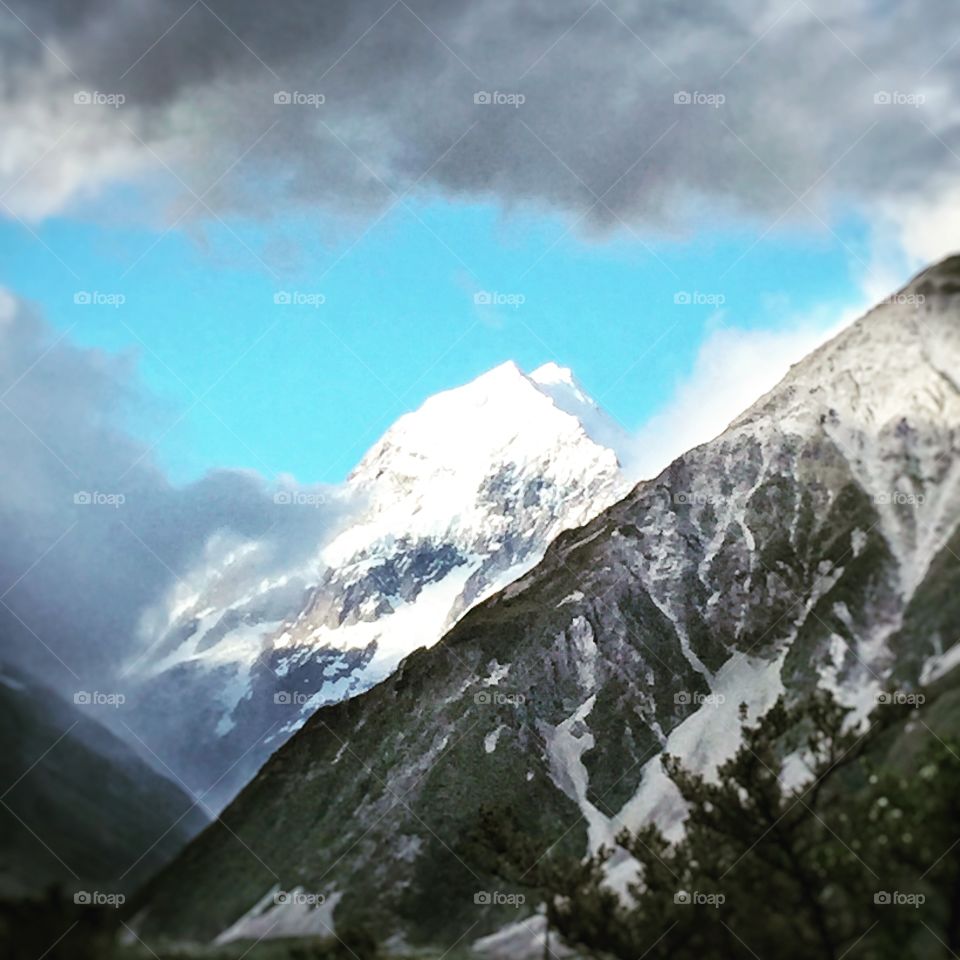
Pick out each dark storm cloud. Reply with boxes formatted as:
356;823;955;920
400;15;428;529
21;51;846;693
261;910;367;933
2;0;959;229
0;290;340;691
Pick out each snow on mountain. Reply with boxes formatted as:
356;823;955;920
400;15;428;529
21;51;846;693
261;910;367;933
528;361;632;458
124;361;629;807
329;360;626;554
134;256;960;948
728;284;960;594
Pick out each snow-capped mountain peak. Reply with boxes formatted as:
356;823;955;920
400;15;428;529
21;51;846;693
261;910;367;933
138;255;960;949
337;362;627;550
350;360;618;486
125;361;630;808
529;361;631;457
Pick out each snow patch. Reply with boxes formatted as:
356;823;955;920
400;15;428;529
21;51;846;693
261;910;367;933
921;638;960;685
473;911;574;960
618;651;787;844
539;696;608;850
850;528;868;557
395;834;423;863
565;616;599;690
214;886;341;945
482;661;512;686
485;725;506;754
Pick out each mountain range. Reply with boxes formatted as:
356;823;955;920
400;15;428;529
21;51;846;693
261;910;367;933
131;255;960;951
124;361;631;808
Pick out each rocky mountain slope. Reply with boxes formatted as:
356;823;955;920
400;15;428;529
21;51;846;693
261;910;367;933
133;256;960;949
126;362;630;808
0;660;207;898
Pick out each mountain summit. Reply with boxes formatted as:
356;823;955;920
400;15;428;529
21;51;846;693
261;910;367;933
126;362;629;807
341;359;628;549
135;257;960;948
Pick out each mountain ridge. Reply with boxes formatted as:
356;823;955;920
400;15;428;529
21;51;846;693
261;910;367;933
123;361;629;809
132;256;960;949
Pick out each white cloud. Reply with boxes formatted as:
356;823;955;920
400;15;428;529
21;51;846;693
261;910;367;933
878;185;960;276
0;288;342;690
0;86;148;220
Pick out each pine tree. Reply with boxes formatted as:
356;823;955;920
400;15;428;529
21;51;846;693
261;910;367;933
550;690;933;960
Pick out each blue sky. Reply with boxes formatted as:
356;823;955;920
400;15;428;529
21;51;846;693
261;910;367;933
0;0;952;488
0;194;869;484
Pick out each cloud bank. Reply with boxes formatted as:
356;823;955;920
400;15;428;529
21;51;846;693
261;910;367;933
2;0;959;260
0;289;340;692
